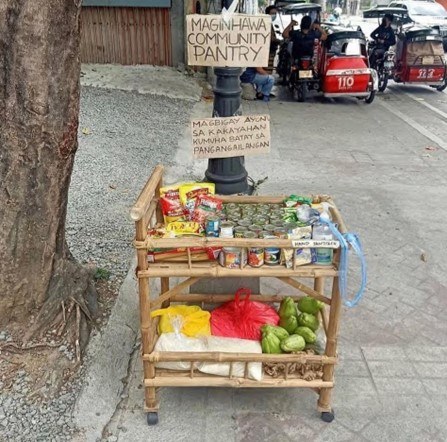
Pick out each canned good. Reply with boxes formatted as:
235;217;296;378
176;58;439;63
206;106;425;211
272;219;285;227
205;216;220;237
226;203;238;211
265;248;280;265
238;219;251;228
257;204;270;211
264;224;276;233
274;227;287;239
219;247;247;269
248;247;264;267
227;210;241;218
234;226;248;238
248;224;263;235
254;215;268;224
219;221;234;238
259;232;276;239
243;231;258;239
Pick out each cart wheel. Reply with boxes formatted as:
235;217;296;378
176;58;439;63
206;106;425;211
321;410;335;423
364;90;375;104
147;412;159;426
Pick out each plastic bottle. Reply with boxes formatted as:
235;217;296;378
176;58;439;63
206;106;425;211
312;203;333;265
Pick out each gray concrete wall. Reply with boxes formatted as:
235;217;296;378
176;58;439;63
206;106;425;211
171;0;186;67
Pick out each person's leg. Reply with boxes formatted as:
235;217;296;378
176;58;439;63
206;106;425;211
253;74;274;101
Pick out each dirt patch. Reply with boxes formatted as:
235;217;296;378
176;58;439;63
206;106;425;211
0;277;120;403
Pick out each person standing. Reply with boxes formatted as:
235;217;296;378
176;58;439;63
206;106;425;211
265;5;281;55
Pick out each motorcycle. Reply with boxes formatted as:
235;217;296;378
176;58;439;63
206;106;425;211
368;41;395;92
290;56;319;102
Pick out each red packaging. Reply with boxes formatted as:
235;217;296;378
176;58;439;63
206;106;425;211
191;195;223;224
210;288;279;341
160;185;187;223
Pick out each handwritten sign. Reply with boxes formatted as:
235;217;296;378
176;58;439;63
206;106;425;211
191;115;270;159
186;14;271;67
291;240;340;249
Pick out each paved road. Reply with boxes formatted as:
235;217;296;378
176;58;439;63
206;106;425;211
105;83;447;441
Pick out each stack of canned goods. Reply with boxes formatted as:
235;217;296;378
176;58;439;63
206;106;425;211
207;203;299;269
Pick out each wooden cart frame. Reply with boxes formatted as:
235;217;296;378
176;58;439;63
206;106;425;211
131;165;347;425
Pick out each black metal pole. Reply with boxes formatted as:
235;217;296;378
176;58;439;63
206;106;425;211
205;67;249;195
205;1;250;195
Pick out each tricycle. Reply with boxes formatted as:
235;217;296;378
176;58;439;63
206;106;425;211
393;25;447;91
288;30;378;103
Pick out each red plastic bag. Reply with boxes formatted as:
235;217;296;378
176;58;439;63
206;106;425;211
210;288;279;341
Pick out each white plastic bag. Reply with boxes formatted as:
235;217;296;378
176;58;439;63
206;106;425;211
153;332;206;371
200;336;263;381
153;332;263;381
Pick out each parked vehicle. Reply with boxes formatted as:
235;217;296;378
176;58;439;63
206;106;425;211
318;31;378;103
276;3;323;85
393;24;447;90
387;1;447;50
288;30;378;103
368;41;396;91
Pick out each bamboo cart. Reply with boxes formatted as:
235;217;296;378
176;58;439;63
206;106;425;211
132;165;347;426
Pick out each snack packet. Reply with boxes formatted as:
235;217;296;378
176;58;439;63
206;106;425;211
160;184;188;223
166;221;204;236
179;183;215;215
191;194;223;224
284;195;313;208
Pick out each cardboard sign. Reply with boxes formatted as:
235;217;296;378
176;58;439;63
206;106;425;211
291;240;340;249
191;115;270;159
186;14;271;67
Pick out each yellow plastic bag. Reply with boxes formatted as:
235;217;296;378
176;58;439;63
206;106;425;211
151;305;211;337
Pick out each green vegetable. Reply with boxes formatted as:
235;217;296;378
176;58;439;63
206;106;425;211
278;297;297;319
297;313;320;332
294;326;317;344
261;324;289;341
280;334;306;353
261;332;282;354
279;315;298;334
297;297;324;315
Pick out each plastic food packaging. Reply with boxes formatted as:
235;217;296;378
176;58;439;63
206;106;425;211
151;305;211;337
153;333;263;381
154;332;206;371
200;336;263;381
159;184;187;223
165;221;204;236
210;288;279;341
191;194;223;224
179;183;215;215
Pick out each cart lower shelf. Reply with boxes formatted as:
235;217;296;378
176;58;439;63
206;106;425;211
144;369;333;389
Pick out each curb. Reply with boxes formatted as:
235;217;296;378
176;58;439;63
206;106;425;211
73;257;139;442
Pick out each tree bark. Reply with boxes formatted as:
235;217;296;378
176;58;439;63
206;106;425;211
0;0;96;328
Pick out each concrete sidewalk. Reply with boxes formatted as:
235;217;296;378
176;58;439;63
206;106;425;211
103;86;447;441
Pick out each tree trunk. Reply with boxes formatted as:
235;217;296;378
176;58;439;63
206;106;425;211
0;0;96;329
